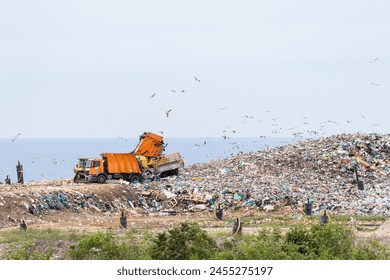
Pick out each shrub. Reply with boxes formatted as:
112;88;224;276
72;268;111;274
352;240;390;260
6;240;53;260
307;224;355;259
66;231;148;260
215;227;300;260
149;222;216;260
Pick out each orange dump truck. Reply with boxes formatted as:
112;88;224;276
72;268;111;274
75;131;184;184
85;153;143;184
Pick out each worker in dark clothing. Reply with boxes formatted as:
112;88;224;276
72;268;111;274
5;175;11;184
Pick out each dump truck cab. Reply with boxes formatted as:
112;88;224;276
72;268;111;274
86;158;106;183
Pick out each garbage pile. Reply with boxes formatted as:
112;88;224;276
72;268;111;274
2;133;390;218
0;184;139;222
130;133;390;216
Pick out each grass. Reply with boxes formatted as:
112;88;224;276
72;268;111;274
330;215;387;222
356;225;380;232
0;228;87;244
0;215;388;260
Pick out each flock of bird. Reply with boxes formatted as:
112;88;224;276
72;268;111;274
143;57;383;155
4;57;383;173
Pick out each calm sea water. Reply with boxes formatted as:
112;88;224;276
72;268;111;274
0;137;292;182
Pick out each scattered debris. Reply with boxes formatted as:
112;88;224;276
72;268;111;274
1;133;390;227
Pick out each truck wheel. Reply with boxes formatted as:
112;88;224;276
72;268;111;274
129;174;142;183
97;174;107;184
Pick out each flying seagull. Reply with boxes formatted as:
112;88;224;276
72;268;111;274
170;90;176;93
369;58;378;64
194;77;201;82
149;93;156;98
11;133;20;142
165;109;172;117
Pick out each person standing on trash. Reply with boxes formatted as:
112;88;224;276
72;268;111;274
5;175;11;185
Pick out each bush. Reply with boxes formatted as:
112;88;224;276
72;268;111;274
6;240;53;260
352;240;390;260
67;231;148;260
149;222;216;260
216;223;389;260
215;227;301;260
285;224;355;260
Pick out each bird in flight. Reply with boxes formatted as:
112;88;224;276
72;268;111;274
170;90;176;93
370;82;380;86
194;77;201;82
11;133;20;142
360;114;366;118
149;93;156;98
181;90;185;93
369;58;378;64
165;109;172;117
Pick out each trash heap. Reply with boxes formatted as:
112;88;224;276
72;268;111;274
131;133;390;216
2;133;390;219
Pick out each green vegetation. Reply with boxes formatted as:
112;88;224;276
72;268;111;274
213;224;390;260
1;221;389;260
0;228;86;260
0;228;85;244
149;222;216;260
6;240;53;260
330;215;386;222
67;231;150;260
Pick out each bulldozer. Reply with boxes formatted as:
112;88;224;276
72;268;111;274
73;158;92;183
139;152;184;178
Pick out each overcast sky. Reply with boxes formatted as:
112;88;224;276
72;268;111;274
0;0;389;138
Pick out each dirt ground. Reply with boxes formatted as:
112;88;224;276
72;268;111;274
1;181;389;253
0;180;292;231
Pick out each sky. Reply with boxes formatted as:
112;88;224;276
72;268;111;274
0;0;389;139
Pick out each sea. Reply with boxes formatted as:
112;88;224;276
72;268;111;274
0;137;294;182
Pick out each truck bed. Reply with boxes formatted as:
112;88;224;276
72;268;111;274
102;153;141;174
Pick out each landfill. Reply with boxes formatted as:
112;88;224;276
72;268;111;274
1;132;390;226
131;132;390;216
